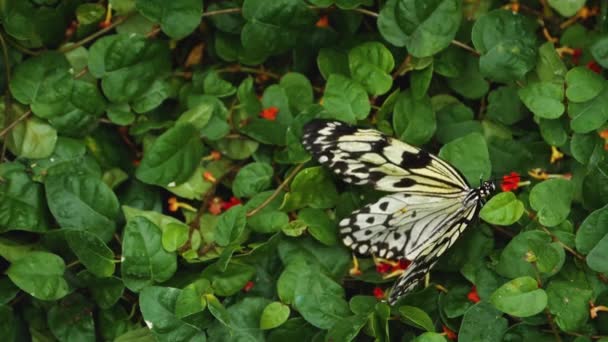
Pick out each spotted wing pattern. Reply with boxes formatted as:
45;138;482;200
339;192;472;261
302;119;487;304
387;203;479;304
301;120;469;195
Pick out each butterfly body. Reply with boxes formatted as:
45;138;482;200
302;119;495;304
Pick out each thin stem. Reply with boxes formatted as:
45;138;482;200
0;110;31;138
351;8;379;18
539;226;585;260
451;40;479;56
202;8;242;17
59;13;135;53
0;32;12;92
217;64;281;79
247;163;305;217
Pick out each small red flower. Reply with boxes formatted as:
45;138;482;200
587;60;602;74
392;259;411;272
467;286;480;303
373;287;385;300
315;15;329;28
442;325;458;340
221;197;241;211
243;281;255;292
376;263;392;274
500;172;521;192
259;107;279;121
572;48;582;65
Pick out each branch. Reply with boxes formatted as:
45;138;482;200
59;13;135;53
451;40;480;56
0;110;31;138
247;163;305;217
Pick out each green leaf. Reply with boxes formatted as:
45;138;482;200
414;332;448;342
536;42;568;83
529;179;573;227
136;0;202;39
587;234;608;273
591;35;608;68
9;52;72;114
161;222;189;252
139;286;202;341
89;34;171;103
322;74;370;123
399;305;435;332
518;82;565;119
280;72;314;114
298;208;338;246
393;90;436;145
539;118;568;147
348;42;394;96
136;123;204;187
565;66;605;102
446;54;489;99
570;133;604;165
0;162;49;233
326;314;369;342
233;162;273;198
293;267;350;329
6;251;69;300
568;85;608;133
215;204;247;247
575;205;608;254
202;262;256;296
472;10;537;82
489;276;547;317
131;79;171;113
65;230;115;278
480;192;524;226
282;167;339;211
175;279;210;319
45;173;120;242
260;302;290;330
207;297;270;341
459;302;508;342
241;0;315;56
206;294;231;327
546;280;593;331
378;0;462;57
76;272;124;309
547;0;585;17
439;132;491;186
121;216;177;292
6;117;57;159
245;190;290;234
317;48;350;80
48;294;95;341
496;231;565;279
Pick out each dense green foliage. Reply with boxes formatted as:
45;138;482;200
1;0;608;341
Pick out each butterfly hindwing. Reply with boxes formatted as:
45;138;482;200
387;203;479;304
340;192;470;260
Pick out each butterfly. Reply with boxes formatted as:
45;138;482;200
301;119;495;304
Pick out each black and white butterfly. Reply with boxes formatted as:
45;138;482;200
301;120;495;304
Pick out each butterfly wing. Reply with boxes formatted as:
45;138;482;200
302;119;483;302
340;192;476;260
302;120;469;195
387;203;480;304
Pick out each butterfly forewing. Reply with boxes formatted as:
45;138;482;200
301;119;490;304
302;120;469;194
